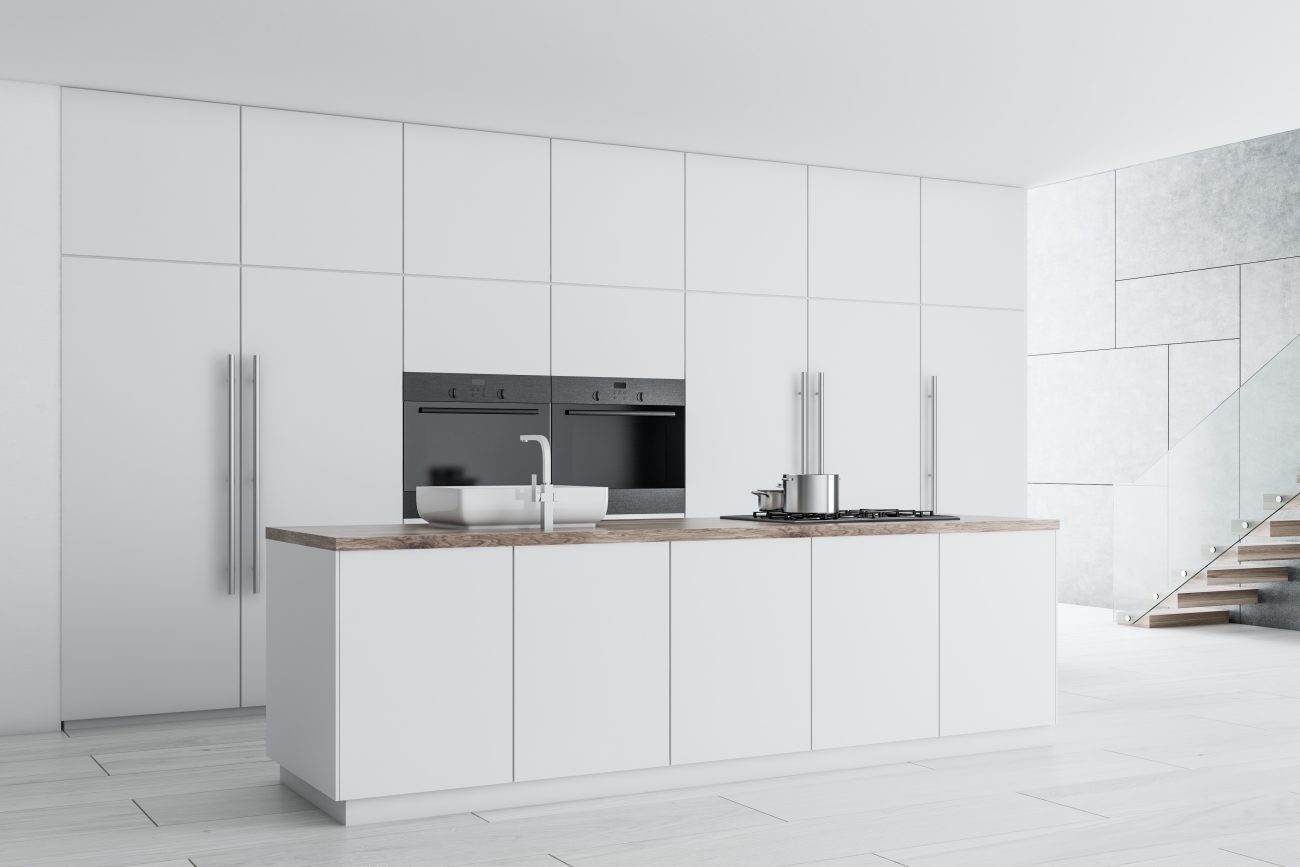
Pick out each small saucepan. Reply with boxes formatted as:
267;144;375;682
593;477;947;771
751;488;786;512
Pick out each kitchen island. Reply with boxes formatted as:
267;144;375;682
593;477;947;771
266;515;1058;825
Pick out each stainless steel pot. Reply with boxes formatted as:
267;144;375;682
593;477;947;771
751;488;785;512
782;473;840;514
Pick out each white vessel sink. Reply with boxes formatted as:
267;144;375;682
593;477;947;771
416;485;609;529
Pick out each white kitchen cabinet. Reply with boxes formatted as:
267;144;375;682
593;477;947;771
338;548;512;799
809;167;920;303
61;257;241;719
239;267;403;706
671;538;811;764
242;107;402;273
809;299;920;508
404;125;549;281
514;543;669;780
686;154;806;297
685;292;807;517
404;276;550;375
551;284;684;379
0;80;60;736
62;89;239;263
940;531;1056;736
812;535;938;749
921;179;1027;308
922;305;1027;517
552;140;684;290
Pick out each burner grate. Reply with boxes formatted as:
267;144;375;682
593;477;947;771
724;508;961;524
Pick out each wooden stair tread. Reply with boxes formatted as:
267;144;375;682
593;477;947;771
1176;589;1258;607
1144;609;1231;628
1237;542;1300;562
1206;565;1291;584
1269;519;1300;537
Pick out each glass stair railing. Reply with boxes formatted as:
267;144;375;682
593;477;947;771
1114;330;1300;626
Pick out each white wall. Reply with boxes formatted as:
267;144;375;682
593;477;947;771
0;80;61;734
1028;128;1300;614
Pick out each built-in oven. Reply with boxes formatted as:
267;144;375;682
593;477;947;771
402;373;551;519
551;377;685;515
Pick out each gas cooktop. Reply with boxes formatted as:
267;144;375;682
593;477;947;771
722;509;961;523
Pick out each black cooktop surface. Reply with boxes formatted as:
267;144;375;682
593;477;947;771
722;509;961;524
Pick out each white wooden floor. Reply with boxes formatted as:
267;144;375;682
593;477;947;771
8;604;1300;866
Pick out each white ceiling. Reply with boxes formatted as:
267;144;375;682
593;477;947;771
1;0;1297;187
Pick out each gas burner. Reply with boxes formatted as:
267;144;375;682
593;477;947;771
724;508;961;524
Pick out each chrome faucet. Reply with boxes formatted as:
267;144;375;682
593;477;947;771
519;434;554;530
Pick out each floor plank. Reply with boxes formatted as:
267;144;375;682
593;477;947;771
0;799;153;844
93;742;267;776
0;755;105;786
135;784;314;826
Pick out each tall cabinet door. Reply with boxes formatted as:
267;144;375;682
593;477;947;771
685;292;807;517
922;306;1027;517
240;267;403;707
809;300;921;508
62;257;241;719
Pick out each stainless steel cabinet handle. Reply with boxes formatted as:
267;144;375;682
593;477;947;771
227;354;237;596
799;371;808;473
253;355;262;594
817;372;825;474
929;374;939;511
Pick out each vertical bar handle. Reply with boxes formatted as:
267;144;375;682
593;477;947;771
227;354;238;596
817;371;825;474
253;355;262;594
929;374;939;511
799;371;808;473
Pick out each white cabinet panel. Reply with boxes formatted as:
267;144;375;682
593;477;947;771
404;276;550;375
552;284;684;378
812;535;938;749
923;305;1027;517
686;154;806;297
1;81;59;736
404;125;549;281
671;538;811;764
939;531;1056;736
921;179;1026;309
685;292;806;517
515;543;669;780
552;140;684;290
809;167;919;303
338;548;512;799
810;300;920;508
62;89;239;263
242;108;401;272
240;267;403;706
62;257;241;719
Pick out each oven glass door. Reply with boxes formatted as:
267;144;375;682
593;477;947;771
403;401;550;518
552;405;685;513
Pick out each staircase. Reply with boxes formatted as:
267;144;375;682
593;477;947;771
1113;331;1300;628
1133;491;1300;628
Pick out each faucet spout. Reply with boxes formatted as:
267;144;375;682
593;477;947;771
518;434;551;484
519;435;554;530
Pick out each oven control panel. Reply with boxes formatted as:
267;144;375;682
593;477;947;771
554;376;686;406
593;382;646;402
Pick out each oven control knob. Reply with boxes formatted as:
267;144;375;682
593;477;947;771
592;390;600;401
447;387;457;399
497;388;505;399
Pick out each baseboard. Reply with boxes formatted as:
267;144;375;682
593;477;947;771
63;705;265;732
282;723;1054;826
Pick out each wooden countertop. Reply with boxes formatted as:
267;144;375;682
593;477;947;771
267;515;1059;551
